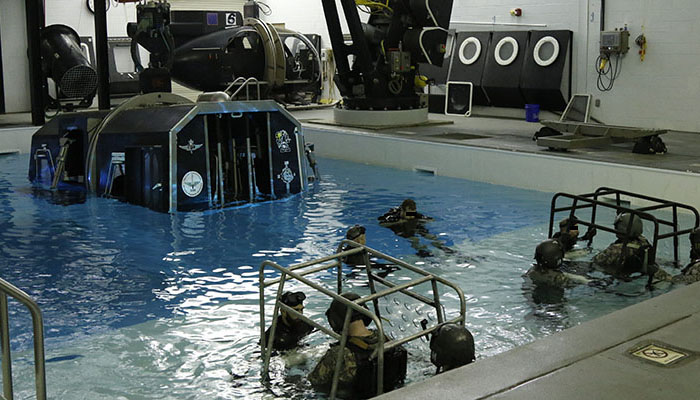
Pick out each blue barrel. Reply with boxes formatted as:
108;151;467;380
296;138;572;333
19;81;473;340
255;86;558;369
525;104;540;122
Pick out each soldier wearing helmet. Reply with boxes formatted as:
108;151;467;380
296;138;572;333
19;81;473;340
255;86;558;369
263;291;314;351
340;225;398;275
430;323;476;373
672;228;700;284
592;213;654;278
342;224;369;266
526;239;593;287
308;292;407;399
378;199;454;257
552;216;596;254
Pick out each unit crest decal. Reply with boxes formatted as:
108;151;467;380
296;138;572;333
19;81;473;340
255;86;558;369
275;130;292;153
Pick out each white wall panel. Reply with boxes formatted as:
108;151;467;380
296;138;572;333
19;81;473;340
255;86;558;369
0;0;31;112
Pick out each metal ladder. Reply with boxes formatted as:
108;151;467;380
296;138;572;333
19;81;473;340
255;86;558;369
0;278;47;400
259;242;467;400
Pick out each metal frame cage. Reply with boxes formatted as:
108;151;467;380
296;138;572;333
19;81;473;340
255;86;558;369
259;241;467;399
549;187;700;274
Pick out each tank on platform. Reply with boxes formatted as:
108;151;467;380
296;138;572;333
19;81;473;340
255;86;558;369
29;93;314;213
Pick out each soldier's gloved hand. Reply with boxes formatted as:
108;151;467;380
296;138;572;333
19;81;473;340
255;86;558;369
580;227;597;242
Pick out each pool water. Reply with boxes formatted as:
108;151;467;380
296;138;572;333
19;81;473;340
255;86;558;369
0;153;692;399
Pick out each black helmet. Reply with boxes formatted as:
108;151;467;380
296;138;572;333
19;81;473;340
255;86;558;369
614;213;643;239
400;198;417;211
534;239;563;269
346;224;366;240
430;323;475;371
280;291;306;307
325;292;372;333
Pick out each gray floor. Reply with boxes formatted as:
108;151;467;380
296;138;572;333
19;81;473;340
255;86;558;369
294;108;700;400
296;108;700;174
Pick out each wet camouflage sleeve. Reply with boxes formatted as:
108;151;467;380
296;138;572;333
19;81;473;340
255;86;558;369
308;345;358;389
592;243;623;267
673;261;700;284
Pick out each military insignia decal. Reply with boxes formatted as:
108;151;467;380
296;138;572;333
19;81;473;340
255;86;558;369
275;130;292;153
181;171;204;197
277;161;295;185
179;139;203;154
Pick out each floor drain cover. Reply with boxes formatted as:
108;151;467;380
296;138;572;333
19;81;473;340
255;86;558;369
630;343;689;366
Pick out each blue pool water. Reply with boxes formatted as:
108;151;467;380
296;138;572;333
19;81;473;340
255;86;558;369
0;153;690;399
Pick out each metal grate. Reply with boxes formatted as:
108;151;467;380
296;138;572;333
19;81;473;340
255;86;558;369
59;65;98;99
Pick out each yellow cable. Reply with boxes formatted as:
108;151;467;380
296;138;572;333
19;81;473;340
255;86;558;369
355;0;392;14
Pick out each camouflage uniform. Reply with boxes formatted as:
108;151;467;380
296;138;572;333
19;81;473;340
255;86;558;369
592;236;652;277
672;260;700;284
526;266;591;288
308;330;406;399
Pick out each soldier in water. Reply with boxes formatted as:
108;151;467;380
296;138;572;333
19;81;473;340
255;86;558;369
672;228;700;284
378;198;454;257
592;213;654;278
263;291;314;351
526;239;594;288
429;323;476;374
308;292;407;399
552;216;596;257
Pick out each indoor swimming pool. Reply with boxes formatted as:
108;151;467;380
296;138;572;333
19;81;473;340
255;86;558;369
0;153;693;399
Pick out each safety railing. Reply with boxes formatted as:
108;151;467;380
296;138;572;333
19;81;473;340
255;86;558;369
259;242;466;400
0;278;47;400
224;77;262;101
549;187;700;266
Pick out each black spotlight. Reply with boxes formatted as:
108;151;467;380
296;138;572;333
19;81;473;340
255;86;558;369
40;24;98;106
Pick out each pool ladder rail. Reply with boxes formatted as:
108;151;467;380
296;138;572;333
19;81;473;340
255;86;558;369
259;242;468;400
0;278;47;400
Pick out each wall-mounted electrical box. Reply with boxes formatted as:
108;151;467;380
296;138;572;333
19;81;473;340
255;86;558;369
600;30;630;54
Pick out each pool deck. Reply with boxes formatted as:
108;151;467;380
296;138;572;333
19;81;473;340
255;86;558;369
296;107;700;174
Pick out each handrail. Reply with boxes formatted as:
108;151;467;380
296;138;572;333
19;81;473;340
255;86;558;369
223;77;246;94
227;77;262;101
0;278;47;400
548;187;700;267
259;242;467;400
